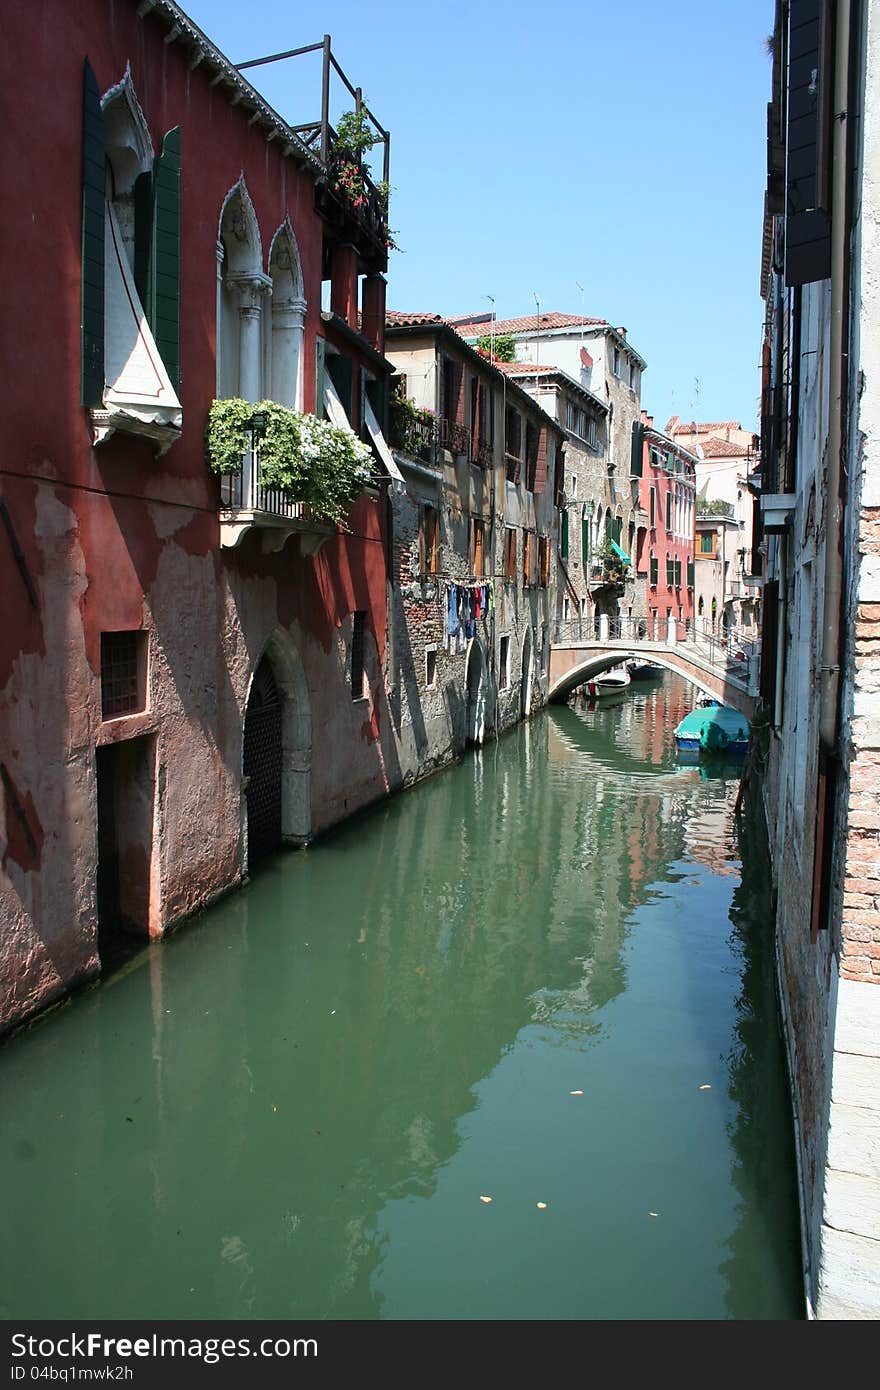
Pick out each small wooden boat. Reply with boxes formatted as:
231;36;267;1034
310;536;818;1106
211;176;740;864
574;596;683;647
627;661;664;681
674;701;750;758
585;666;631;699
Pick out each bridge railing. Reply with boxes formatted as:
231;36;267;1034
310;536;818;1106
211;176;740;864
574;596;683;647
552;614;760;692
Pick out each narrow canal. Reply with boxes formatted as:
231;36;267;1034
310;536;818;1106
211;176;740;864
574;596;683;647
0;676;804;1320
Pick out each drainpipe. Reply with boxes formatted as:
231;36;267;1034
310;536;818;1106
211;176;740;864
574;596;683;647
813;0;853;938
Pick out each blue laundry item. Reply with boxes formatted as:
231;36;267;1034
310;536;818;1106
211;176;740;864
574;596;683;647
446;585;460;637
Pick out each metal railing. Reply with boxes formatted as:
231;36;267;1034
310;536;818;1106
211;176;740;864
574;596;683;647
219;449;314;522
389;410;438;464
551;615;760;688
439;418;471;457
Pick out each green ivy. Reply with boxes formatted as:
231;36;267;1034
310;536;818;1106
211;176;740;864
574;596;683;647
333;108;378;159
204;398;253;474
205;398;373;527
477;333;515;362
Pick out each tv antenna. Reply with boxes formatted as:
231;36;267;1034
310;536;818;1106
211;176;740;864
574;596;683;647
485;294;496;362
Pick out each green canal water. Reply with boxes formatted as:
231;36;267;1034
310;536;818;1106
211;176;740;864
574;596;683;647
0;678;804;1320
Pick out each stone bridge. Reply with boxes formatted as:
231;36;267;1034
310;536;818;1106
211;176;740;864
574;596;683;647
548;632;758;718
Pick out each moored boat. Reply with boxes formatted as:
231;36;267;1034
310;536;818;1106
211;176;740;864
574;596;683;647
584;665;631;699
627;661;664;681
674;701;750;759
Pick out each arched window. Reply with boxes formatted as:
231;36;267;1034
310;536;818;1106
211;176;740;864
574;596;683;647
218;179;269;402
268;220;306;409
82;64;181;448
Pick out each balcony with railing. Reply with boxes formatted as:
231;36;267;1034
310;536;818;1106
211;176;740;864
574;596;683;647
696;498;737;522
219;446;334;552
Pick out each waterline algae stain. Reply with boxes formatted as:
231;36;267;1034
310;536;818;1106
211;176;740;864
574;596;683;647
0;678;802;1319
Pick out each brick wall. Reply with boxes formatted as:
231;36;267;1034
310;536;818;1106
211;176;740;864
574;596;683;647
841;514;880;982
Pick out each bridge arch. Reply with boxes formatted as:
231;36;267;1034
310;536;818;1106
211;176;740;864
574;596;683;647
547;645;755;717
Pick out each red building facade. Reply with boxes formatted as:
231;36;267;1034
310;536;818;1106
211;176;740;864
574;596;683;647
632;414;696;639
0;0;399;1032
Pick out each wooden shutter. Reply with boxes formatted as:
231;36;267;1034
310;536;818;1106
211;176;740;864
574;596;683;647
525;424;539;490
581;512;589;566
454;361;465;425
760;579;780;707
785;0;832;285
561;508;569;559
534;429;547;494
630;420;645;476
152;127;181;391
81;59;105;407
328;352;353;420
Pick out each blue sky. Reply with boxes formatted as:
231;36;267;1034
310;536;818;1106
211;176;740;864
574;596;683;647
184;0;774;430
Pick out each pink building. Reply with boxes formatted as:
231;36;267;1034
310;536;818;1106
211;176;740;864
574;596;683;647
0;1;401;1033
631;413;696;639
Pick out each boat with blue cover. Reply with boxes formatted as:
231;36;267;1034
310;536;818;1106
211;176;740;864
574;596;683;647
673;700;750;759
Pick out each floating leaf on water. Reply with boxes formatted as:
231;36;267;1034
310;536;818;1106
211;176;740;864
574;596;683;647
537;1202;548;1210
649;1212;658;1218
570;1089;584;1096
479;1195;493;1204
699;1084;711;1091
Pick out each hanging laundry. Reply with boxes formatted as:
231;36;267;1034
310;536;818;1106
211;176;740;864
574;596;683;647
474;587;482;623
446;585;460;638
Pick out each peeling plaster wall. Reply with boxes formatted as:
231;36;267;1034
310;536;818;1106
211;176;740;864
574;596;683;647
0;1;393;1034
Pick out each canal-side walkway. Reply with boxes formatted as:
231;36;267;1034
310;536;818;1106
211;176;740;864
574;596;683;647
819;978;880;1317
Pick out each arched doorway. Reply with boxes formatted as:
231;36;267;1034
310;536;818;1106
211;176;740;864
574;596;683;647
520;629;534;718
465;640;486;745
243;654;282;864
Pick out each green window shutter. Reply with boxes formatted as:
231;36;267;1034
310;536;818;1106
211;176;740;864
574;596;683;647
315;337;326;417
327;352;353;420
561;508;569;559
151;127;181;392
687;559;695;589
675;558;682;587
650;556;658;586
581;513;589;565
81;58;105;407
649;487;655;526
630;420;644;476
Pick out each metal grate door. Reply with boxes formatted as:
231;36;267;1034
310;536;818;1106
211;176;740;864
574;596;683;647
244;657;282;863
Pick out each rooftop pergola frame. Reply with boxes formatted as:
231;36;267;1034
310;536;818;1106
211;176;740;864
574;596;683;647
236;35;390;185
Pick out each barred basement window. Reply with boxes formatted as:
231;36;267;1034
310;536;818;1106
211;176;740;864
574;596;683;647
100;630;147;719
351;612;366;700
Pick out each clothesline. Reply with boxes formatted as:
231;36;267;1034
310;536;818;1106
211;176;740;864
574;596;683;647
445;579;495;648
